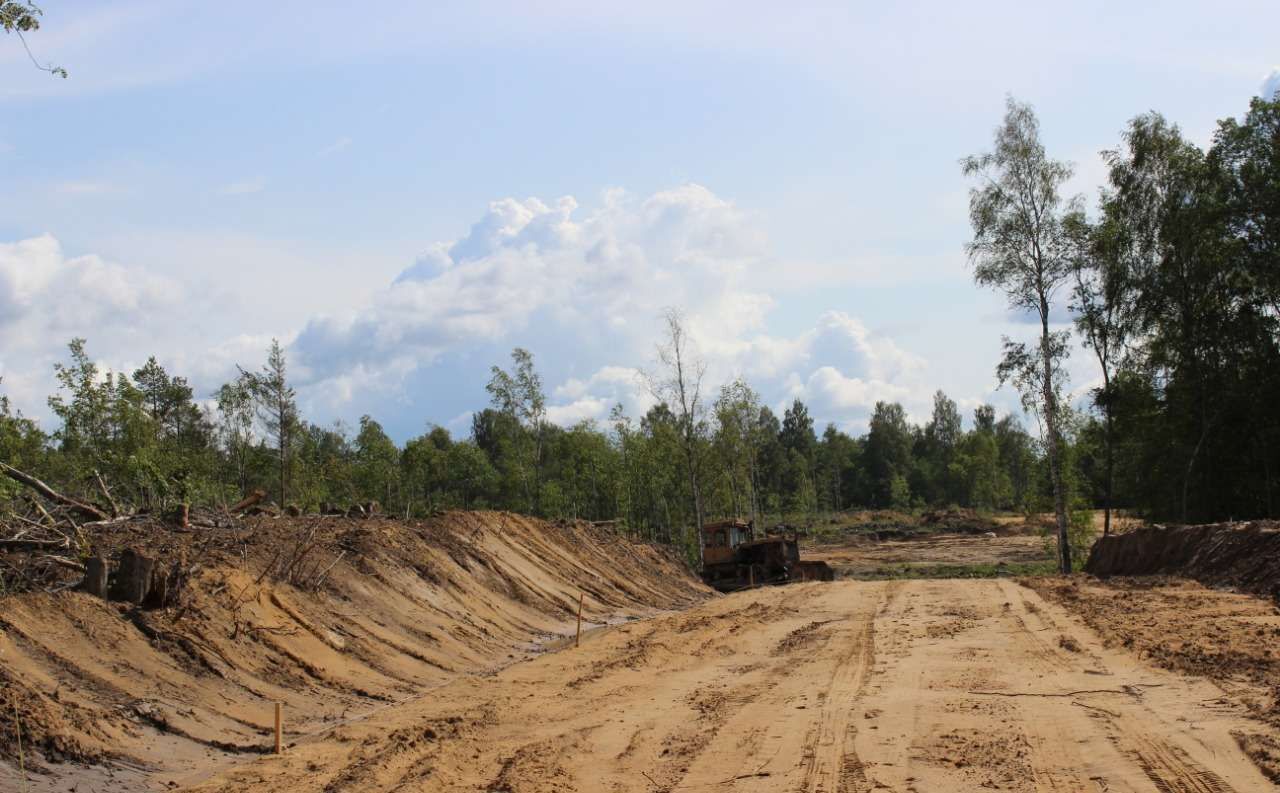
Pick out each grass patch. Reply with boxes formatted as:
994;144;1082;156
842;560;1058;581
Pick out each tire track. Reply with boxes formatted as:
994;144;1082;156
1004;582;1244;793
797;584;894;793
1127;732;1237;793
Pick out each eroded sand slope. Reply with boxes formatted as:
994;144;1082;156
0;512;707;792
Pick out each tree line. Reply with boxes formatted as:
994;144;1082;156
964;91;1279;569
2;326;1069;564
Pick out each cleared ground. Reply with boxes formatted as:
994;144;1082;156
805;531;1055;577
180;577;1276;792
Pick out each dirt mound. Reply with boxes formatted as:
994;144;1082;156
0;511;709;790
919;507;1004;534
1084;521;1280;600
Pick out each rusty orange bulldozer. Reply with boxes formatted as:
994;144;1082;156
699;519;834;592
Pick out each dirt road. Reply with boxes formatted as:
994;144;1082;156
183;578;1274;792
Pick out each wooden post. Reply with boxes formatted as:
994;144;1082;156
575;593;585;648
274;702;283;754
13;695;26;792
748;565;754;588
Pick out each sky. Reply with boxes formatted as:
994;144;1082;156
1;1;1278;443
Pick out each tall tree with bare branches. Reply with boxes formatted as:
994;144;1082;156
646;308;708;565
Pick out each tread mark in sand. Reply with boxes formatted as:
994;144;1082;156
1129;734;1235;793
797;585;894;793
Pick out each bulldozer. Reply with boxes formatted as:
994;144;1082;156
699;519;834;592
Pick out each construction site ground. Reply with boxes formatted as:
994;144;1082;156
3;514;1279;791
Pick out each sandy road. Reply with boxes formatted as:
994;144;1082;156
185;579;1274;792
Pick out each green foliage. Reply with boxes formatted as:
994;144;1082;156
486;348;548;513
0;381;47;502
1;1;67;76
240;340;298;505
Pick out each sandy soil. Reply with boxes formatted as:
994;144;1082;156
1028;575;1280;782
0;512;707;793
172;578;1275;792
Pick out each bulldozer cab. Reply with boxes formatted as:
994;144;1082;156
702;520;753;565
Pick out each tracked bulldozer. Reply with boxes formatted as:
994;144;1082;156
699;519;834;592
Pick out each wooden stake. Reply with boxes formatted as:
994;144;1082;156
575;593;585;648
12;695;26;793
274;702;283;755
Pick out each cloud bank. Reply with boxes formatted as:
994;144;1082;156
3;185;959;437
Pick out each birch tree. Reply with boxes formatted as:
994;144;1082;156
963;97;1076;573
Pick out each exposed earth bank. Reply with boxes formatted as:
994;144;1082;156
0;511;707;792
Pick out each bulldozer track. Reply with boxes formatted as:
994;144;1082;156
796;586;893;793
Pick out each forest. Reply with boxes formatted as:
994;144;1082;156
2;93;1277;562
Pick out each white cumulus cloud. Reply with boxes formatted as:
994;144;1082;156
293;185;937;431
2;185;960;437
1262;67;1280;101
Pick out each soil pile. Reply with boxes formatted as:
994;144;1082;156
0;511;708;791
1085;521;1280;600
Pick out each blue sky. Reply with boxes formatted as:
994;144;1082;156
1;1;1277;442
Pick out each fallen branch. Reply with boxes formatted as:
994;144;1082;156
27;497;54;526
0;538;69;552
229;489;267;514
41;556;86;573
968;683;1163;699
1;462;110;522
312;550;347;589
94;470;121;518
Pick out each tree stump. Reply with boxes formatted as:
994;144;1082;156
111;549;155;605
81;557;109;599
144;563;170;609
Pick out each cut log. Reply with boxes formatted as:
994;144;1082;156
0;462;110;522
81;556;109;598
229;489;267;514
